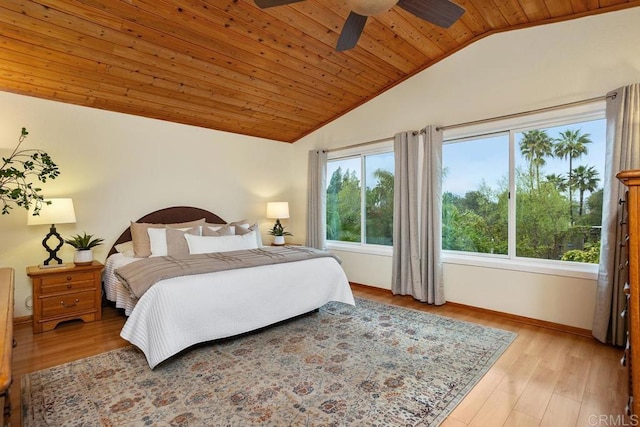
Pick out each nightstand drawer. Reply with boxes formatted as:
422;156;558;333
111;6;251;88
41;271;94;287
41;290;96;318
41;277;95;295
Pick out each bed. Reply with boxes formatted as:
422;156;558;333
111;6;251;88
103;206;355;368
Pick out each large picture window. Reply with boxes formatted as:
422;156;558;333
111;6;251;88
326;144;394;248
443;107;605;266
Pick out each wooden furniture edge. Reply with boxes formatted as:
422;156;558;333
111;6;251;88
13;316;32;326
348;282;593;339
26;260;103;277
0;268;13;391
617;170;640;183
619;170;640;415
0;267;14;425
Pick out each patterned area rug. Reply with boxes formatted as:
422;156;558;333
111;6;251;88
22;298;516;426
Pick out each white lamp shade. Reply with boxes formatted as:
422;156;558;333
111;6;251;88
266;202;290;219
27;198;76;225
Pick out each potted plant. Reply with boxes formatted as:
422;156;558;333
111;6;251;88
268;221;292;246
65;232;104;265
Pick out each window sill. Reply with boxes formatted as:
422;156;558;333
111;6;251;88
442;252;598;280
327;241;393;257
325;244;598;280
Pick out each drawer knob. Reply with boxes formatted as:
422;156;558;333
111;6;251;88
66;276;72;281
66;284;72;289
61;298;79;308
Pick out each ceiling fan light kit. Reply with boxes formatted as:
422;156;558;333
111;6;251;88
347;0;399;16
255;0;465;51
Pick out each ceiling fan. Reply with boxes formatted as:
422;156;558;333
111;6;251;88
254;0;465;51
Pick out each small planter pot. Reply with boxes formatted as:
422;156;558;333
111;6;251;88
74;249;93;266
272;235;285;246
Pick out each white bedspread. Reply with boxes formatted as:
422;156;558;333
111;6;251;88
113;255;354;368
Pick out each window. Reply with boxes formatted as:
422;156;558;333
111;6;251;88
443;105;605;266
442;133;509;255
326;142;394;249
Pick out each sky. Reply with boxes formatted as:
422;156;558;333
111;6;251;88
442;118;606;197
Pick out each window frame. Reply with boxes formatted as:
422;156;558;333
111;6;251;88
326;139;394;256
442;101;606;279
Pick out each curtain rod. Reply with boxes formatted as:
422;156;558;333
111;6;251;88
325;93;616;153
436;93;615;132
326;136;393;153
325;130;422;153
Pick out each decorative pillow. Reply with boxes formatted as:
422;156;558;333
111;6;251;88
205;222;228;228
131;219;205;257
234;223;263;247
148;227;200;257
229;219;250;230
185;231;258;254
166;227;200;257
114;241;135;257
202;224;235;236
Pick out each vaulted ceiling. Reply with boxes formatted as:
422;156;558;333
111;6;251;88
1;0;638;143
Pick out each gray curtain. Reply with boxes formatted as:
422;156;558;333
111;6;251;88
392;126;444;304
306;149;327;250
593;83;640;344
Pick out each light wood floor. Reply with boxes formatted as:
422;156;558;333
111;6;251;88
9;284;629;426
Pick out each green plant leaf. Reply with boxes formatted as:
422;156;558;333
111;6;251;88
64;232;104;250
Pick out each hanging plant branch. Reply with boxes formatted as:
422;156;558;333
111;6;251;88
0;128;60;215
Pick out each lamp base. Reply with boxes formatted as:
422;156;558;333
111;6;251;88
37;262;68;270
41;224;65;267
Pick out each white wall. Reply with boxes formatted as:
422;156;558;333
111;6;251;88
0;93;292;317
291;7;640;330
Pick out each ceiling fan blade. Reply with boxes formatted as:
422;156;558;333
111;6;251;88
397;0;464;28
254;0;305;8
336;12;368;52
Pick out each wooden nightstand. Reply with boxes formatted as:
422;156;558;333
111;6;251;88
27;261;103;334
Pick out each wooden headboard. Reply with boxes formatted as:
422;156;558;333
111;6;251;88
108;206;226;256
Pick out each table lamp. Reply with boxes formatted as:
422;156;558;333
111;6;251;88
28;198;76;268
266;201;290;245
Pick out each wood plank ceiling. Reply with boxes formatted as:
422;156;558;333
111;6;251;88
0;0;638;143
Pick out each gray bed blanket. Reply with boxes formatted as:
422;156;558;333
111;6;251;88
114;246;340;299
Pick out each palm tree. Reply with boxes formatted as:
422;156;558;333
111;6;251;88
554;129;592;223
545;173;568;192
571;165;600;216
519;130;554;189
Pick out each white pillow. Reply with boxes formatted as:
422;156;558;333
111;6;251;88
147;228;170;257
114;241;135;258
185;232;258;254
202;224;236;235
148;227;199;257
233;222;263;247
